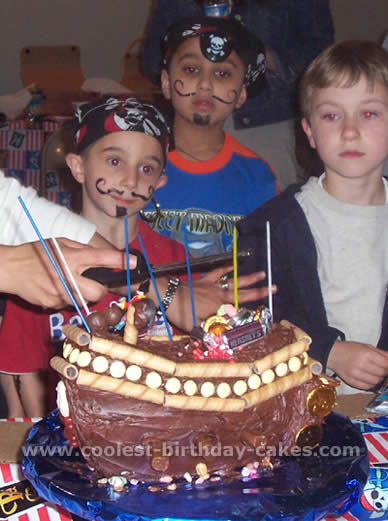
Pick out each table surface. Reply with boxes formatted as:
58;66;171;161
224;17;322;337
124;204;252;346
335;392;378;418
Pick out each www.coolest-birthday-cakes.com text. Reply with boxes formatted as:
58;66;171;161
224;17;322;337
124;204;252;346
23;442;360;460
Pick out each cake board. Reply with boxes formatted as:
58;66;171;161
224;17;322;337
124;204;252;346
22;410;369;521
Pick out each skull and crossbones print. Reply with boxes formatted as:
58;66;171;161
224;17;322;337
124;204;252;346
207;34;228;58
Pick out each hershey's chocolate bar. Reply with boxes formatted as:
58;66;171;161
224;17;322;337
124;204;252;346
221;321;264;350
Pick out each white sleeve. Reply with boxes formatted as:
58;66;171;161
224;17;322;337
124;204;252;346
0;171;96;245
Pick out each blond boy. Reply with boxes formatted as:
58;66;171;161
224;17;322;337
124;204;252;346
238;40;388;394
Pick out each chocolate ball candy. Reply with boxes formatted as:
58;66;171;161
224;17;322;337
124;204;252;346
86;311;108;334
104;305;123;326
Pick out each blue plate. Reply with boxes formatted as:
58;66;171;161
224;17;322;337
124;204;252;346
22;410;369;521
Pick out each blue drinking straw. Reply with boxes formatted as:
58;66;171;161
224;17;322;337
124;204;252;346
124;216;131;302
137;233;173;341
183;227;196;328
17;196;91;333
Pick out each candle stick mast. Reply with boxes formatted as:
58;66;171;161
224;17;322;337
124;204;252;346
266;220;273;321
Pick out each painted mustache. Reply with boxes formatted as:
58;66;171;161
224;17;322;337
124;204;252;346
96;179;154;202
174;80;237;105
212;92;237;105
174;80;196;97
131;188;154;202
96;179;125;196
115;189;155;217
96;178;155;217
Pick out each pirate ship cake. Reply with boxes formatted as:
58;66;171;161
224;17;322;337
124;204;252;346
50;296;338;486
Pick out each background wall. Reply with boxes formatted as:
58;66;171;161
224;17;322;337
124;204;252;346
0;0;152;95
330;0;387;42
0;0;386;95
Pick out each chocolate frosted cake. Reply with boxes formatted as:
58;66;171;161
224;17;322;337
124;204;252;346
51;299;337;488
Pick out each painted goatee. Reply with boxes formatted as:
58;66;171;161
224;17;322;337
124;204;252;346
116;206;127;217
193;114;211;126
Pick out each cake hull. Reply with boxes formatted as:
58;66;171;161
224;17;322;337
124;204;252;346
53;321;337;483
64;375;325;481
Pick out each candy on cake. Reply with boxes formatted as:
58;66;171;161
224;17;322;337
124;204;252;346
50;296;338;488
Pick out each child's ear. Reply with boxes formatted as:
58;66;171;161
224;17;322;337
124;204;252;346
161;70;172;100
301;118;317;149
66;153;86;183
155;173;168;191
235;85;247;109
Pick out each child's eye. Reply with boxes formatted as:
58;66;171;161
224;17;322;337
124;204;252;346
183;65;198;74
363;111;377;119
107;157;120;167
215;70;231;79
322;113;338;121
140;164;153;175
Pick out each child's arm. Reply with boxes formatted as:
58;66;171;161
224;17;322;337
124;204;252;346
0;172;96;246
327;340;388;391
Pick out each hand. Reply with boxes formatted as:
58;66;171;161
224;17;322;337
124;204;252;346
1;239;131;309
265;47;277;72
192;265;275;320
327;340;388;390
166;265;276;332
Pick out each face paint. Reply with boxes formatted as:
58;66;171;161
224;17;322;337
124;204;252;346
162;18;266;98
96;178;127;218
174;80;196;97
212;90;237;105
174;73;237;107
193;113;211;126
131;185;155;202
116;206;127;217
96;178;125;196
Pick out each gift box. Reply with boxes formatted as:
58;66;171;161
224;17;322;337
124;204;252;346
0;418;74;521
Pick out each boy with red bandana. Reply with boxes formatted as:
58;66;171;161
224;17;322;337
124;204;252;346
0;96;270;416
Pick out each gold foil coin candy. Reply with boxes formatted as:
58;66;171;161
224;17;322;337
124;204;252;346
306;386;337;418
295;424;323;449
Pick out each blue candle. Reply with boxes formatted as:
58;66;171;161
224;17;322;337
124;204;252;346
183;227;196;328
137;233;173;341
18;196;91;333
124;216;131;302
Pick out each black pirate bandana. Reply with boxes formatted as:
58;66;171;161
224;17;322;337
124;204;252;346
73;96;170;160
162;16;266;97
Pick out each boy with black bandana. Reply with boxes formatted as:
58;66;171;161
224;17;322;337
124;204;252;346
143;16;278;257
